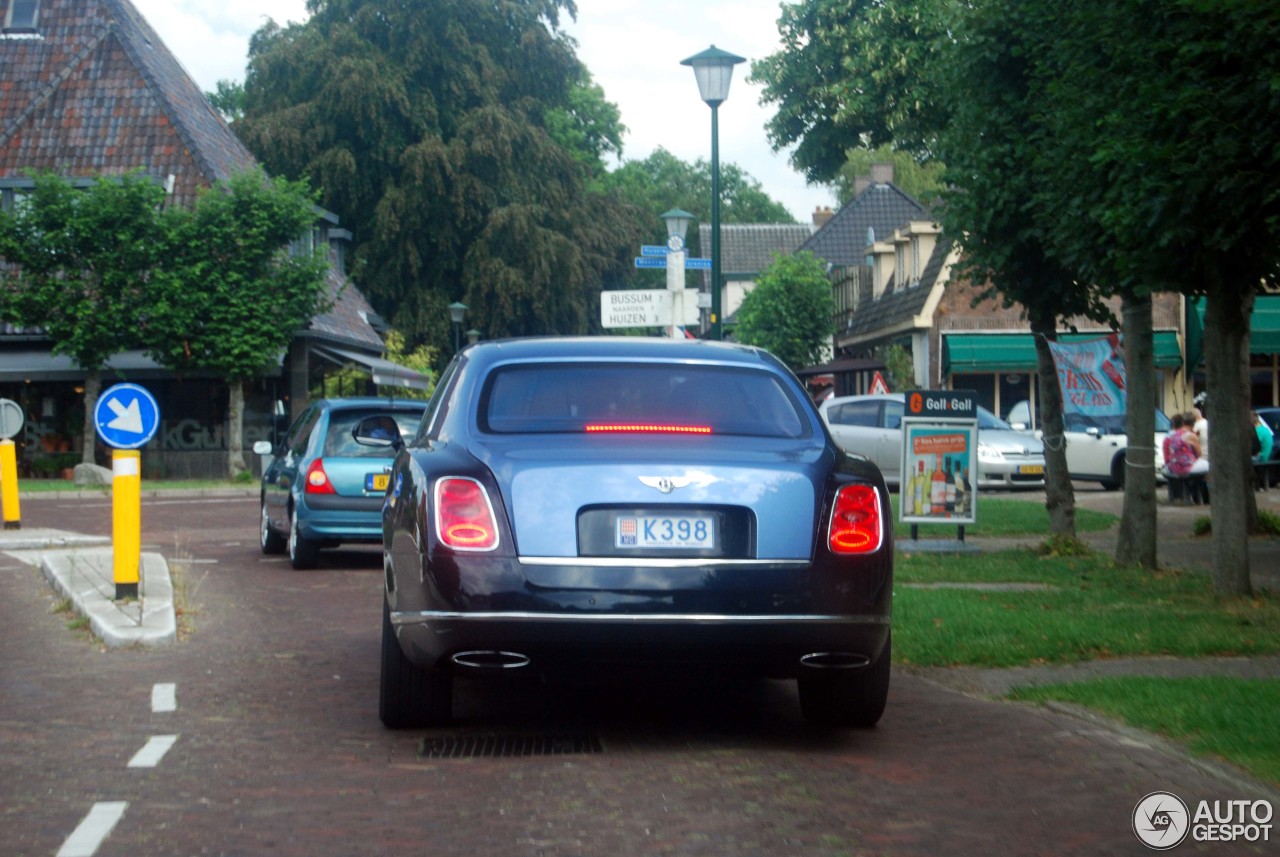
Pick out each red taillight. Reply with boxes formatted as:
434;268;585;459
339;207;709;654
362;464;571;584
304;459;336;495
584;424;712;435
828;484;883;554
434;477;499;551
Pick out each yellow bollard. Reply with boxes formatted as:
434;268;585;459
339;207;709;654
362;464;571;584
112;449;141;600
0;438;19;530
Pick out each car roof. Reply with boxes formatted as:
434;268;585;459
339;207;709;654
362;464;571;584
312;397;427;411
457;336;789;373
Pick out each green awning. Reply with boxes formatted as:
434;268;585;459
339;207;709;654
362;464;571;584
1185;295;1280;370
943;331;1183;374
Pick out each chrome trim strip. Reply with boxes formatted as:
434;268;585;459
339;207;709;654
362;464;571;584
518;556;809;569
391;610;889;627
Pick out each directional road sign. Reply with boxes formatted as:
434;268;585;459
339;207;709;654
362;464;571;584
634;257;712;270
640;245;668;257
95;383;161;449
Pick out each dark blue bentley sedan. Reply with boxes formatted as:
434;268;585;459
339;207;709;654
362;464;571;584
357;337;893;729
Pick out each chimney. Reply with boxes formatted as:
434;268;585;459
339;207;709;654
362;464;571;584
854;175;871;197
869;162;894;185
812;206;834;228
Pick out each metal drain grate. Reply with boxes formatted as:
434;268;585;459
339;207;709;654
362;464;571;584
420;732;603;759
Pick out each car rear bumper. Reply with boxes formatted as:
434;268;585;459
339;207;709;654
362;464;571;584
390;608;892;680
296;495;385;541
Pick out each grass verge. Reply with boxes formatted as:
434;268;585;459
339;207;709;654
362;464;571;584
896;550;1280;667
19;478;248;494
1010;678;1280;785
897;548;1280;784
889;495;1116;538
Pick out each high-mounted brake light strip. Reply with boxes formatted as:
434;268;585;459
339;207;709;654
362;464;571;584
584;424;713;435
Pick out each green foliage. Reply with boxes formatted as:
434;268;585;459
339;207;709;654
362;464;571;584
732;251;833;370
750;0;951;183
206;79;245;122
236;0;641;354
877;343;915;393
145;170;330;382
0;171;168;370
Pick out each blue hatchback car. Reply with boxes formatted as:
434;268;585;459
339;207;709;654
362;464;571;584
255;398;427;569
355;338;894;730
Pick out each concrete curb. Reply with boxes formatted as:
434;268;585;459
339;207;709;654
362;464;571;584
38;547;176;648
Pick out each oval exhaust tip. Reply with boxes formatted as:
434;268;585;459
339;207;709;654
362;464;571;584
799;652;871;670
451;650;531;670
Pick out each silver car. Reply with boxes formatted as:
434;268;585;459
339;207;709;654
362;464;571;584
819;393;1046;489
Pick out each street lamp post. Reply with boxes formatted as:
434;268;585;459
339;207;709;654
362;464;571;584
661;208;694;339
447;301;467;353
682;45;745;342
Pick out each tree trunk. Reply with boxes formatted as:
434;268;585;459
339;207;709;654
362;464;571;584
227;380;247;480
1203;287;1253;597
81;372;101;465
1116;294;1157;568
1032;318;1076;539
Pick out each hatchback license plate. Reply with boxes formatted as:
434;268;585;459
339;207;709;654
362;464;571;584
366;473;390;491
1019;465;1044;476
616;515;715;550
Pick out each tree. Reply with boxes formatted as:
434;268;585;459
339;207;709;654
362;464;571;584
236;0;640;355
750;0;951;183
206;80;245;123
733;252;834;371
145;170;330;478
0;172;167;464
934;1;1118;545
1027;0;1280;594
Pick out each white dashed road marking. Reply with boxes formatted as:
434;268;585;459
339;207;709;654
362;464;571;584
151;682;177;713
57;801;127;857
127;735;179;768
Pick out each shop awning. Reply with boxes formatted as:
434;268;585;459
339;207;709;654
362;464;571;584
0;349;232;382
312;345;432;392
943;331;1183;374
1185;295;1280;370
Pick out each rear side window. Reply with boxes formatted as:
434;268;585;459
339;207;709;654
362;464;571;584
482;363;809;438
324;409;422;457
828;400;880;427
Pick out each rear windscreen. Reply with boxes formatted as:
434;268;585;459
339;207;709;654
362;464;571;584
482;363;809;438
324;409;423;457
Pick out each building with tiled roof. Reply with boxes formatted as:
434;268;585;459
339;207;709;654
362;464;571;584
695;222;815;325
0;0;423;478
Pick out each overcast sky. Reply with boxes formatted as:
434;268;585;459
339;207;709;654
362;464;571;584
130;0;836;224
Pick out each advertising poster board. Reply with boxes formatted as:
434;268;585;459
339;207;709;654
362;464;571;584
900;391;979;527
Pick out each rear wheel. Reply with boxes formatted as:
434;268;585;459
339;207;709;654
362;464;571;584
380;598;452;728
260;501;286;555
288;504;320;569
1100;453;1126;491
798;634;891;729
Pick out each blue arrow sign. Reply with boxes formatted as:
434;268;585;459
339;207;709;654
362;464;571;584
640;245;668;257
634;257;667;269
95;383;161;449
685;258;712;269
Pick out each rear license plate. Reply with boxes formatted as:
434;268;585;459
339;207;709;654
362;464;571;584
616;515;716;550
1019;465;1044;476
366;473;390;491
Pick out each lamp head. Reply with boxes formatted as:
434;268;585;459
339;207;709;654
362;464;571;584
447;301;468;325
681;45;746;108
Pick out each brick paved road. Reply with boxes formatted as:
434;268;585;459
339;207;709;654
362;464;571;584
1;493;1274;856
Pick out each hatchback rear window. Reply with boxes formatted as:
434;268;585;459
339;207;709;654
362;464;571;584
324;409;423;457
482;363;809;438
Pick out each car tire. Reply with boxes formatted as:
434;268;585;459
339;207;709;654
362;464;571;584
288;504;320;570
380;598;452;728
260;500;286;555
798;633;891;729
1100;453;1126;491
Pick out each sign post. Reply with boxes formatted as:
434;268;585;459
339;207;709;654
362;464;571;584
94;383;160;600
0;399;25;529
899;390;979;543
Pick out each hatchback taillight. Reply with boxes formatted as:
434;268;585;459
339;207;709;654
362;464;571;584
827;484;883;554
304;459;336;495
435;477;499;551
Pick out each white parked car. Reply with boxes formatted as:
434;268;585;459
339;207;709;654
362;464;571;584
1005;400;1169;490
819;394;1046;490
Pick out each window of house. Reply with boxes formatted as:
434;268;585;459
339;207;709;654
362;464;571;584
4;0;40;32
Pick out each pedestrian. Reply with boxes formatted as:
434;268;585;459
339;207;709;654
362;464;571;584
1254;411;1274;464
1192;405;1209;460
1163;413;1209;503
